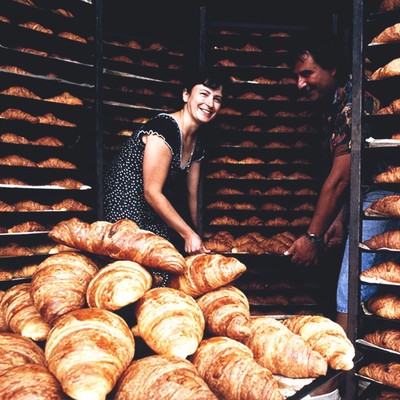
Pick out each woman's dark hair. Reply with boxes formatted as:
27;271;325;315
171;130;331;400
289;28;350;85
183;65;228;94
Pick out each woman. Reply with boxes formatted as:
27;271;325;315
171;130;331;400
103;67;225;265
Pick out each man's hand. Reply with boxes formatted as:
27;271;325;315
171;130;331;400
324;219;346;248
284;235;319;267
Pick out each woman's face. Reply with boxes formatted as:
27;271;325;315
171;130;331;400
184;84;223;123
293;52;337;102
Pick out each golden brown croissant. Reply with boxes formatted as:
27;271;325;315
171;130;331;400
359;362;400;389
0;154;37;167
58;31;87;43
379;0;400;11
0;132;30;144
243;316;328;378
0;291;9;332
133;287;204;358
190;336;284;400
37;157;77;169
216;187;244;195
206;200;234;209
114;355;218;400
0;86;41;99
366;195;400;216
38;112;76;127
360;260;400;283
377;99;400;114
364;328;400;352
13;200;51;211
371;23;400;44
8;221;46;233
1;283;51;341
0;65;29;75
48;218;186;274
371;58;400;80
282;315;355;370
196;285;251;341
30;251;98;325
366;293;400;319
0;363;65;398
210;216;239;225
168;254;246;297
18;21;53;34
363;230;400;249
0;242;34;256
86;260;152;311
45;308;135;400
0;332;47;374
48;178;86;189
0;108;39;123
31;136;64;146
51;198;91;211
44;91;83;105
0;200;15;211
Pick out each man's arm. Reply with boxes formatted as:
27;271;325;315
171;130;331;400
284;153;351;267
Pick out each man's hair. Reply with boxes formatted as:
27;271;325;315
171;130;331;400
289;28;350;85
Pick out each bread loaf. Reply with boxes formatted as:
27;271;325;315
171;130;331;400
168;254;246;297
114;355;218;400
133;287;204;358
243;316;328;378
366;293;400;319
196;285;251;341
45;308;135;400
48;218;186;274
190;336;284;400
1;283;51;341
30;251;98;325
282;315;355;370
86;260;152;310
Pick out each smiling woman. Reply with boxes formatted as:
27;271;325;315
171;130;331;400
103;66;227;285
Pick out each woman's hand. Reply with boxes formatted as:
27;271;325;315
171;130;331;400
184;232;210;255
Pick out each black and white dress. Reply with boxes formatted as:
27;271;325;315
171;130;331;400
104;112;204;243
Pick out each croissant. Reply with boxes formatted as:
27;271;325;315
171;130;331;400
38;113;76;127
31;136;64;146
168;254;246;297
0;132;31;144
372;23;400;44
0;200;15;211
243;316;328;378
0;65;30;75
58;31;87;43
282;315;355;370
360;260;400;283
133;287;204;358
8;221;46;233
1;283;51;341
371;58;400;80
209;215;238;226
190;336;284;400
196;285;251;341
363;230;400;250
366;194;400;216
0;108;39;123
45;308;135;400
207;200;234;209
379;0;400;11
0;86;41;99
48;218;186;274
44;91;83;105
364;328;400;352
13;200;51;211
30;251;98;326
359;362;400;389
0;154;37;167
377;99;400;114
114;355;218;400
0;332;47;374
86;260;152;310
0;242;34;256
366;293;400;319
18;21;53;34
0;363;65;398
51;198;91;211
49;178;86;189
37;157;77;169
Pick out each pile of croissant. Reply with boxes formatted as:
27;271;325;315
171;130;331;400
0;218;356;399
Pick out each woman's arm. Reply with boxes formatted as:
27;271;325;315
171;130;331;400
142;135;207;254
186;161;201;229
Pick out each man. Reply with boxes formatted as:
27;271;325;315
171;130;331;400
285;29;399;333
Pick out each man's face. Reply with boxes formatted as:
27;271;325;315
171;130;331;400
293;52;337;102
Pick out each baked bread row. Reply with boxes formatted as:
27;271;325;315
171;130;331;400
0;199;91;212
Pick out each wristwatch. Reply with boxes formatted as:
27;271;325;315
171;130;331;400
305;232;322;245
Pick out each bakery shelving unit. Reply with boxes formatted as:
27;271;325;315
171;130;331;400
347;0;400;398
198;4;349;320
0;0;97;289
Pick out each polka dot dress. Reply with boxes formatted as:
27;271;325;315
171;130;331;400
103;113;204;286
